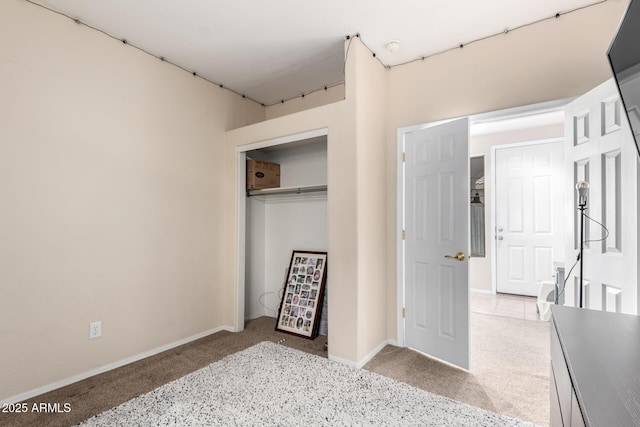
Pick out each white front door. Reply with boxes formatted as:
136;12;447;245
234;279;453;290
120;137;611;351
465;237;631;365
495;141;565;296
564;79;637;314
404;118;469;370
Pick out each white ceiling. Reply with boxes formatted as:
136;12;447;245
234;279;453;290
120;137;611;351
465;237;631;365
32;0;601;106
471;110;565;136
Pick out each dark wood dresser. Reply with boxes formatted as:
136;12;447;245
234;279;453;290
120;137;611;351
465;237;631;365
550;305;640;426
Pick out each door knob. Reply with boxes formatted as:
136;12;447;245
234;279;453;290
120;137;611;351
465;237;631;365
444;252;466;261
498;227;504;232
497;236;504;240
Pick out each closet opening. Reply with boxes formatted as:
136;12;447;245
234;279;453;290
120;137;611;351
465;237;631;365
236;129;328;337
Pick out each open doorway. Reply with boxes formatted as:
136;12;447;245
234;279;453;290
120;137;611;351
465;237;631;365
493;140;565;297
469;109;566;321
396;100;568;370
468;107;566;298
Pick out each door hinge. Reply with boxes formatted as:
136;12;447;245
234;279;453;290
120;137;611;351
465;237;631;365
402;307;406;318
402;152;406;162
402;230;405;240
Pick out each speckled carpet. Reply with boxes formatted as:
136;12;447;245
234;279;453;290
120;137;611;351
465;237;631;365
76;342;538;426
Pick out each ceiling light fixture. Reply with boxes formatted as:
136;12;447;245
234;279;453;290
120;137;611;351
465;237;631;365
384;40;401;53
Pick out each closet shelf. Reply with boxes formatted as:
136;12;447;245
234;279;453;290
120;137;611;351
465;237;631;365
247;185;327;197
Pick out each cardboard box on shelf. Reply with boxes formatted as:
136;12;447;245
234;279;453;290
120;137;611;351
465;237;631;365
246;159;280;190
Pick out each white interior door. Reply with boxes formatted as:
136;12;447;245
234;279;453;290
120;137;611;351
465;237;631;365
404;118;469;370
495;141;565;296
564;79;637;314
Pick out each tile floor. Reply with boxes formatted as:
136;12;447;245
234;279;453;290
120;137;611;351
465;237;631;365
471;291;542;321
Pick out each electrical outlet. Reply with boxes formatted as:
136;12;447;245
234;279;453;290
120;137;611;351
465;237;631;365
89;321;102;339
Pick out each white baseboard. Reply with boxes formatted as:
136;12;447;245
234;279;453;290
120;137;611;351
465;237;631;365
245;312;277;321
245;312;265;321
328;340;391;369
386;339;398;347
328;354;359;368
470;288;493;294
2;325;234;405
356;340;390;368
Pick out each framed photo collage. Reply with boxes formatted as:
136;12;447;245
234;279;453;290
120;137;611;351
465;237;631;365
275;251;327;339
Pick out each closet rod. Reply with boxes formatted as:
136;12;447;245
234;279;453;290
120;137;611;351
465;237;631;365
247;185;327;197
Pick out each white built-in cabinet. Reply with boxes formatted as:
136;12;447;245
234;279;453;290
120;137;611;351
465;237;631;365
244;136;328;331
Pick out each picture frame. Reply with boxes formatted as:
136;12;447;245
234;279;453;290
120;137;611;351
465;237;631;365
275;250;327;339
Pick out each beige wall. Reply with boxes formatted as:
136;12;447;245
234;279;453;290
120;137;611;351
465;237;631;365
0;0;263;401
265;85;345;120
384;0;628;339
351;41;388;360
469;123;565;292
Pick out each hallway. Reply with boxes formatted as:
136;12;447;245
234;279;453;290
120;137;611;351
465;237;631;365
471;291;542;322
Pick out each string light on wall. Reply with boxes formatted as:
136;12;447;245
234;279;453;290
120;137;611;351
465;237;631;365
23;0;265;105
389;0;608;67
24;0;609;108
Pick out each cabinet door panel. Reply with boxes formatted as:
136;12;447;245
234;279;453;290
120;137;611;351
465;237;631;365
570;389;585;427
550;364;565;427
551;322;572;422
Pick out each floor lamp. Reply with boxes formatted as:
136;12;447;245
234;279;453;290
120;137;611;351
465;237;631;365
576;181;589;308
